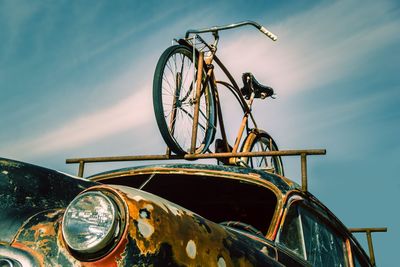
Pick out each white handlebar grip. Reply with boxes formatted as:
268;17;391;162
260;26;277;41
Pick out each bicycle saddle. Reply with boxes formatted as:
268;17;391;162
241;72;274;100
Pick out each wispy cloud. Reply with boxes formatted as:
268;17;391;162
217;1;399;96
1;78;152;158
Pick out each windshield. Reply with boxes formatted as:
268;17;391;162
102;172;278;236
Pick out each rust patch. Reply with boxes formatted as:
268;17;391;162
12;209;80;266
12;242;45;266
16;211;59;257
115;185;270;266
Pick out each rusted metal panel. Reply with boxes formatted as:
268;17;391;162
0;158;97;244
112;185;282;266
12;209;75;266
10;185;285;266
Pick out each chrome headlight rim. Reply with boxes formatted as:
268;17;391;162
62;189;126;261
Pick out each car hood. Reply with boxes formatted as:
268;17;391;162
100;184;281;266
0;158;97;243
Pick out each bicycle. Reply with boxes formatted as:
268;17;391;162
152;21;284;175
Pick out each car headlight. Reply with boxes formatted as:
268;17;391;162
62;191;122;258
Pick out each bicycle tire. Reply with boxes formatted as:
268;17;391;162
240;129;284;176
153;45;216;155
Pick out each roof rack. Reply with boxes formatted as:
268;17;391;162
349;227;388;266
66;149;326;191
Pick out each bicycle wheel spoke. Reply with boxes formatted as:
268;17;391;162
154;45;215;155
179;106;207;132
240;131;283;175
162;76;174;93
165;60;175;78
182;59;192;89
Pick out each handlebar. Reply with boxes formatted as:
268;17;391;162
185;20;277;41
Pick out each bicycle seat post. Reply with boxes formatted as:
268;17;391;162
246;74;256;111
247;92;256;111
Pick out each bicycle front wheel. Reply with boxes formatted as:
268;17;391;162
153;45;216;155
241;130;284;176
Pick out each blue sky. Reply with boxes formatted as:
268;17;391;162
1;0;399;265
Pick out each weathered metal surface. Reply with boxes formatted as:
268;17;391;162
10;185;285;266
0;158;97;244
105;185;284;266
12;209;76;266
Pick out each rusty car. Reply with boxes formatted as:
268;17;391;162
0;156;384;266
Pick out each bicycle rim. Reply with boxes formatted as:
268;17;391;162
153;45;216;155
241;130;284;176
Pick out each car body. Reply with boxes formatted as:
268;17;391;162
0;157;372;266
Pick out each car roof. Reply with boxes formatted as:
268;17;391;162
89;163;300;195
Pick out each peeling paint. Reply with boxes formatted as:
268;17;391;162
167;204;184;216
137;219;154;238
218;256;227;267
0;159;22;168
132;195;145;202
144;204;154;211
186;240;196;259
114;185;283;266
139;208;150;219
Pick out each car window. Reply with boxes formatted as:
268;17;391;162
138;173;278;236
278;201;348;267
277;203;306;258
300;205;348;267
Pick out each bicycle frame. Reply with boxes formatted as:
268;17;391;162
178;25;271;156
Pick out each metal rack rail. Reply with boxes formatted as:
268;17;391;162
349;227;388;266
66;149;326;191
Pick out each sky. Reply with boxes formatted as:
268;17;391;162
0;0;399;265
